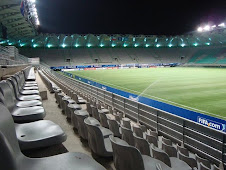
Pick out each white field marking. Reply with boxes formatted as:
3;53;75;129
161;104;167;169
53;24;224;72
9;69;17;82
72;73;226;119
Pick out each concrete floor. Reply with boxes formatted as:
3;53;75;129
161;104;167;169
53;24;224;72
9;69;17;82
28;72;115;170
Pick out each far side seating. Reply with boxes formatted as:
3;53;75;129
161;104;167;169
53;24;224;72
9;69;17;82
0;103;106;170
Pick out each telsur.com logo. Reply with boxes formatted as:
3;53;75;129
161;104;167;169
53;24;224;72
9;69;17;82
198;117;225;131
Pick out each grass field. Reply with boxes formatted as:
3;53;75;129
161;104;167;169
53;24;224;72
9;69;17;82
67;67;226;119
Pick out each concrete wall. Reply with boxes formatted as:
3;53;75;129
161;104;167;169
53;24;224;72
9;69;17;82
0;65;28;80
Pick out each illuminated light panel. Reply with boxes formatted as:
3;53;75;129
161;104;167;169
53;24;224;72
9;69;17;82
218;23;225;27
100;44;104;47
112;44;116;47
33;44;38;48
156;44;160;47
206;42;210;46
75;44;79;47
145;44;150;47
203;25;210;31
62;44;66;48
87;44;91;47
168;44;173;47
181;43;185;47
8;42;13;45
193;43;198;46
0;41;5;44
197;27;203;32
134;44;138;47
123;44;127;47
47;44;52;48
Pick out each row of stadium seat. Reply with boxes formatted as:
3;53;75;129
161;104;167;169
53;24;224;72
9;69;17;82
40;67;224;170
0;66;105;170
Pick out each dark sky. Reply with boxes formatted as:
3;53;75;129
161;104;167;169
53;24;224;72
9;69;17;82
37;0;226;35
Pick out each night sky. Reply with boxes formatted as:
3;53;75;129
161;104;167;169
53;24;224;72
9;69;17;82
37;0;226;35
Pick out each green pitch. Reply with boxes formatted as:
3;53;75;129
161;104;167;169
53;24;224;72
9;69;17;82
67;67;226;119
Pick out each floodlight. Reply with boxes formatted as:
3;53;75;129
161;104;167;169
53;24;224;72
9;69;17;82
206;42;210;46
134;44;138;47
156;44;160;47
181;44;185;47
112;44;115;47
36;20;40;25
211;25;216;28
123;44;127;47
218;23;225;27
8;42;13;45
145;44;150;47
47;44;52;48
100;44;104;47
197;27;203;32
203;25;210;31
193;43;198;46
75;44;79;47
168;44;172;47
33;44;38;48
87;44;91;47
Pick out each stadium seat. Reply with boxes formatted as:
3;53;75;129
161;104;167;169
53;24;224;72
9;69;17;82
74;110;89;140
178;150;197;168
200;162;211;170
162;137;172;145
62;96;75;114
8;77;41;101
122;117;131;129
146;133;158;147
133;126;145;138
15;120;67;150
109;135;171;170
65;103;82;120
121;125;135;146
107;119;122;138
177;143;189;156
147;129;158;139
0;103;106;170
133;134;152;156
0;82;45;123
99;111;111;128
162;140;177;157
195;154;211;169
86;102;95;116
84;117;113;157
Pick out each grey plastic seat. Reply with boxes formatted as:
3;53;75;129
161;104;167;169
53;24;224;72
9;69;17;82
14;74;40;95
84;117;113;157
0;80;42;107
74;110;89;140
162;140;177;157
92;107;100;121
121;125;135;146
177;143;189;156
59;95;70;111
148;129;158;138
0;102;105;170
86;102;94;116
56;92;65;108
178;150;197;169
146;133;158;147
0;82;45;123
151;144;192;169
66;103;82;120
122;117;131;129
195;154;211;169
108;119;122;138
200;162;211;170
8;77;41;101
84;117;113;138
99;111;111;128
133;126;145;138
133;134;151;156
15;120;67;150
162;137;172;145
109;135;171;170
73;93;87;104
62;97;75;114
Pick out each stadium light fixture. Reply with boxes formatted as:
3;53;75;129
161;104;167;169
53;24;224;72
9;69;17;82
123;44;127;47
193;43;198;46
33;44;38;48
133;38;135;42
0;41;6;44
75;44;79;47
203;25;210;31
100;44;104;47
112;44;116;47
156;44;160;47
20;43;25;47
206;42;210;46
168;44;173;47
8;42;13;45
181;43;185;47
197;27;203;32
134;44;138;47
87;44;91;47
145;44;150;47
212;25;216;28
218;23;225;27
62;44;66;48
47;44;52;48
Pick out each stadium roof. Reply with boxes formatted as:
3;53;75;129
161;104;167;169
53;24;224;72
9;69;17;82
0;0;37;39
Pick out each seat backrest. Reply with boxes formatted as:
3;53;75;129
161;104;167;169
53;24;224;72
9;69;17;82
133;134;151;156
195;154;211;168
133;126;144;138
0;81;16;112
8;77;20;96
178;150;197;168
148;129;158;138
121;125;135;146
84;117;106;155
92;107;100;121
0;103;23;169
108;119;121;138
109;135;145;170
14;74;23;91
177;143;189;156
162;141;177;157
200;162;211;170
122;119;131;129
99;112;109;128
151;144;171;167
162;137;172;145
139;125;147;132
86;102;92;116
146;133;158;147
